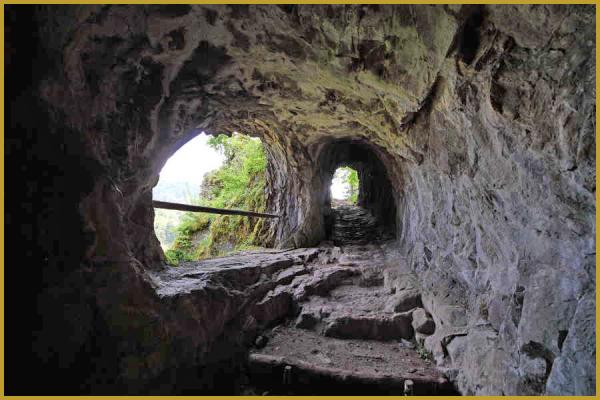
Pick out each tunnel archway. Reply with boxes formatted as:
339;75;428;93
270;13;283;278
330;166;359;205
150;131;277;264
316;139;397;244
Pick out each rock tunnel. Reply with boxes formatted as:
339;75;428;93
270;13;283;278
317;139;397;243
6;4;596;396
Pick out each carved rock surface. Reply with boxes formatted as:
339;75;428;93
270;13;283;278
7;4;595;396
412;308;436;335
385;289;423;313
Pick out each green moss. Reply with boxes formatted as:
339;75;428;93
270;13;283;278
416;342;433;361
334;166;360;205
345;167;359;204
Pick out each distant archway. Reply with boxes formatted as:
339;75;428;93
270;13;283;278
317;139;397;243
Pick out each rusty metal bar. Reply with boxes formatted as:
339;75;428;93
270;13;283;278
152;200;280;218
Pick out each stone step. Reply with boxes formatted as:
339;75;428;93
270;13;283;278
331;205;389;245
295;284;415;340
248;326;456;395
331;205;381;245
323;313;414;340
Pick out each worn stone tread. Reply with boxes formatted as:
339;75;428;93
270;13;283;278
249;326;453;394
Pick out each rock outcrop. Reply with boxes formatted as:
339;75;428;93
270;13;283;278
7;4;595;395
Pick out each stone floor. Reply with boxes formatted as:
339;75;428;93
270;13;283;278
148;242;457;395
243;243;457;395
247;326;454;395
331;204;392;245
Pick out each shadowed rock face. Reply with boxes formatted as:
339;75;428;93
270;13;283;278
6;4;595;395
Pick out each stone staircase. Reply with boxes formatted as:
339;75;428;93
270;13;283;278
246;244;456;395
330;205;392;245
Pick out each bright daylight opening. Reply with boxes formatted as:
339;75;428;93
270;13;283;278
153;132;269;265
330;166;359;206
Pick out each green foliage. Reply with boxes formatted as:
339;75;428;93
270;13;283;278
334;166;360;204
345;167;359;204
204;133;267;209
163;212;212;265
153;182;197;249
416;342;433;361
163;133;268;265
153;209;183;250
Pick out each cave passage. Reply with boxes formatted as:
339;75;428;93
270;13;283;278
9;4;595;397
320;139;397;245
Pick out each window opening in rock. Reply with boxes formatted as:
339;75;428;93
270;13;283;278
153;132;270;265
330;166;359;206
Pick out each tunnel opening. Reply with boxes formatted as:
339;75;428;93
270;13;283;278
319;139;397;245
153;132;224;250
330;166;360;206
152;131;272;265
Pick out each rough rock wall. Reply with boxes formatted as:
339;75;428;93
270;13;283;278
8;4;595;395
395;6;596;395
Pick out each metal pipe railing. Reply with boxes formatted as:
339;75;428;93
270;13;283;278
152;200;280;218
